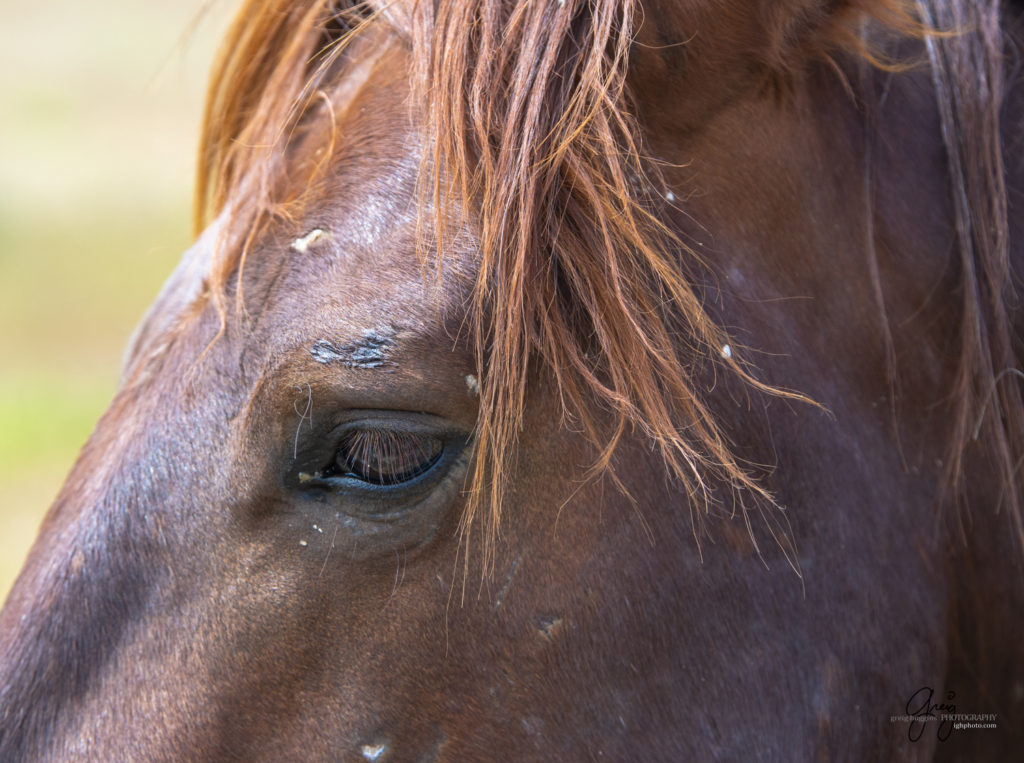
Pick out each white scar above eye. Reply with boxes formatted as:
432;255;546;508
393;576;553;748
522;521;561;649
290;228;332;253
465;374;480;396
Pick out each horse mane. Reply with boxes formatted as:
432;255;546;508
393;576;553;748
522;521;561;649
915;0;1024;549
195;0;1023;567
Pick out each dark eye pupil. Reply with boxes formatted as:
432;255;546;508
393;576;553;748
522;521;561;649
330;429;443;485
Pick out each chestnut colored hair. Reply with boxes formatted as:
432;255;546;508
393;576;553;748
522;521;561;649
195;0;1022;566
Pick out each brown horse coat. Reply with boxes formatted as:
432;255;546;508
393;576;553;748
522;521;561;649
1;0;1022;759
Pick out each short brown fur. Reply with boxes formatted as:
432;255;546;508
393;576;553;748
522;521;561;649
195;0;1023;566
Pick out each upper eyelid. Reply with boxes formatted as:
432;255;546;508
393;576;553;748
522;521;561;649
321;411;466;440
340;428;443;465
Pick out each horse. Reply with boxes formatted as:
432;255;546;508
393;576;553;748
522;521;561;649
1;0;1022;758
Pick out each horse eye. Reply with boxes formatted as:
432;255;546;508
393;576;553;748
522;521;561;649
325;428;444;486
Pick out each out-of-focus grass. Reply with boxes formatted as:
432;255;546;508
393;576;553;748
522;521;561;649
0;1;235;601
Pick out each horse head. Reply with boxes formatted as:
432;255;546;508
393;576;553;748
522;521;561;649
2;1;1022;759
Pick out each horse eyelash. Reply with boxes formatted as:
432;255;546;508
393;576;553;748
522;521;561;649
334;428;444;484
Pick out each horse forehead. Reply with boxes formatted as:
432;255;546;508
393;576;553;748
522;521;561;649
260;160;475;354
254;51;458;330
260;176;463;327
129;38;471;387
263;221;440;345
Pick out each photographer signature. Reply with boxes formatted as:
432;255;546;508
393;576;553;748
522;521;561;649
905;686;955;742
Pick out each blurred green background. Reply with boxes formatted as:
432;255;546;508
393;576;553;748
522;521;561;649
0;1;236;601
